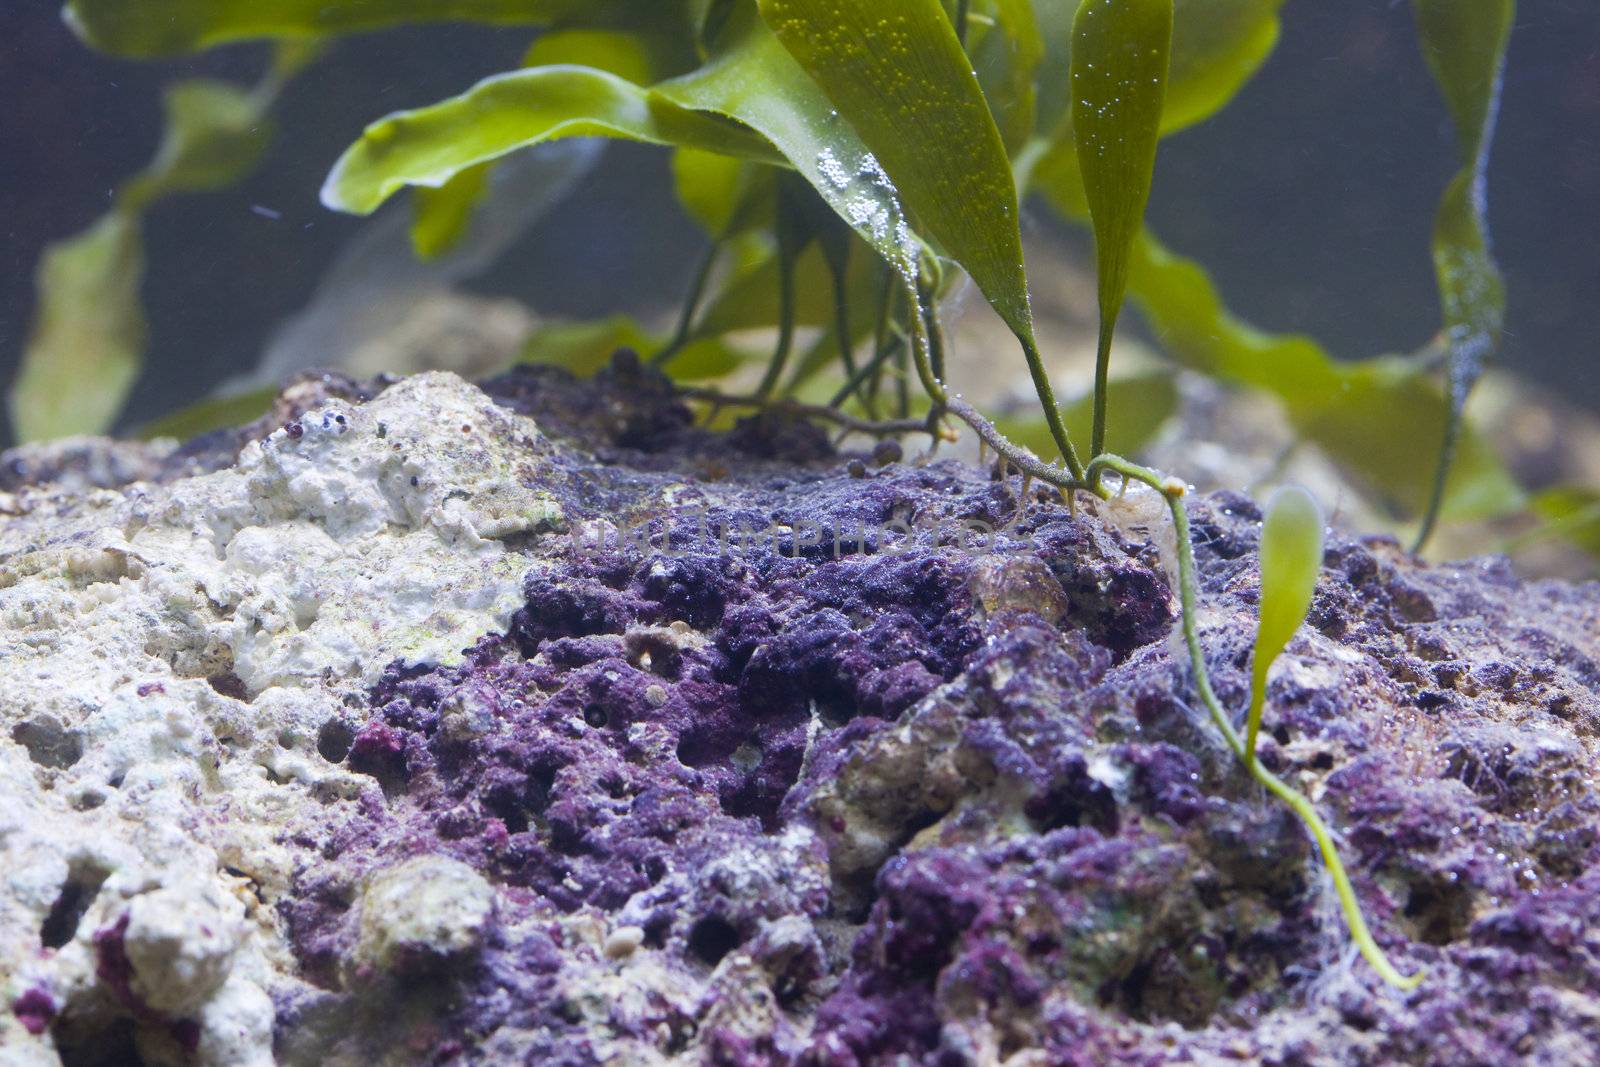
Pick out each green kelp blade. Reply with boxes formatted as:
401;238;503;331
1246;485;1324;765
1024;160;1524;526
411;30;663;262
968;0;1047;154
757;0;1035;348
672;147;757;236
669;2;1075;471
657;6;923;288
1122;225;1521;523
1071;0;1172;459
656;8;947;414
1162;0;1282;135
63;0;680;57
1528;487;1600;567
120;80;275;211
10;214;146;443
1410;0;1514;552
1293;359;1521;526
1413;0;1513;159
411;163;493;262
692;238;881;340
322;66;782;217
523;27;661;86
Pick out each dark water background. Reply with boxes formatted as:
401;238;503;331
0;1;1595;446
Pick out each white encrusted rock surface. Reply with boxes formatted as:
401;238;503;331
0;373;559;1065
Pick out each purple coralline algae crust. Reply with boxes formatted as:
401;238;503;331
262;363;1600;1066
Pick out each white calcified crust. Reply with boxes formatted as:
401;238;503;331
0;374;559;1065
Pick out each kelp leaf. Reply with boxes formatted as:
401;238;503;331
412;30;659;263
757;0;1035;343
520;316;656;378
1410;0;1514;550
10;214;146;442
1121;227;1340;402
1026;148;1525;527
668;336;749;380
1071;0;1172;457
656;7;924;281
673;148;752;236
523;28;658;85
1246;485;1324;763
63;0;662;57
694;243;843;336
322;65;782;217
678;2;1079;469
121;80;273;210
969;0;1047;153
1292;360;1522;525
1163;0;1282;134
411;162;492;262
1413;0;1514;159
673;148;780;239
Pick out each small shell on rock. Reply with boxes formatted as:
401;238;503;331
603;925;646;959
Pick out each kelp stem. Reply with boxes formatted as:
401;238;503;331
906;279;948;405
831;335;903;410
1018;333;1087;484
654;235;723;368
1091;315;1116;461
829;255;862;381
921;284;948;385
1411;408;1460;555
754;242;799;399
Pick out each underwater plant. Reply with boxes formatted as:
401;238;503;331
20;0;1525;548
1246;484;1324;772
16;0;1539;987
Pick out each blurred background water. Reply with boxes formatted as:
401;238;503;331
0;0;1595;447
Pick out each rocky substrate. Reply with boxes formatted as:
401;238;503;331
2;361;1598;1067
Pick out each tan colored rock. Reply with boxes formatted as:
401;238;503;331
355;856;495;972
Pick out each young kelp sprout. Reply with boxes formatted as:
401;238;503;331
1246;486;1326;771
1088;459;1425;991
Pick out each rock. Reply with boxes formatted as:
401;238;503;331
2;364;1597;1065
121;885;246;1016
353;856;494;974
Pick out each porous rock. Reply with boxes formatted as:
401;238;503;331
1;363;1596;1066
